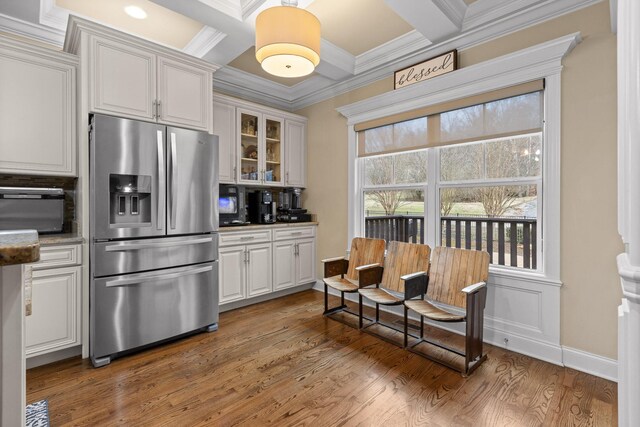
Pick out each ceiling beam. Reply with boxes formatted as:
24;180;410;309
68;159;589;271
384;0;467;42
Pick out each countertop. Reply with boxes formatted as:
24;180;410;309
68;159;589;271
219;221;318;232
0;230;40;266
38;232;84;246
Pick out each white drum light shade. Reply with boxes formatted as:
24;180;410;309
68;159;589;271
255;6;321;78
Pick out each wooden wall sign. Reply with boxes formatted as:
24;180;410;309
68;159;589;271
394;50;458;89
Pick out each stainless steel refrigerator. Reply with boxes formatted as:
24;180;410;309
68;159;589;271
89;114;219;367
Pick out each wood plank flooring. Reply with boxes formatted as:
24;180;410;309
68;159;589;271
26;290;617;426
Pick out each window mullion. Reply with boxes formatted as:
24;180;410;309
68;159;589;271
426;147;438;249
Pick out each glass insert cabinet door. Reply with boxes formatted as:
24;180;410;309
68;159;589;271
237;109;284;186
264;116;282;185
239;110;261;183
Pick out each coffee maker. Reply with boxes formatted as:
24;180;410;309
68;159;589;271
248;190;276;224
277;188;312;222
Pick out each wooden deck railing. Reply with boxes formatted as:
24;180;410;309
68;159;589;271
364;214;537;269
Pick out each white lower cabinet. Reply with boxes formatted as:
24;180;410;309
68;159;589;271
273;238;316;291
273;241;296;291
219;242;273;304
219;226;316;306
246;243;273;297
25;244;83;358
218;246;246;303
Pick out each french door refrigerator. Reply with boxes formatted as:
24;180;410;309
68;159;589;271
89;114;219;367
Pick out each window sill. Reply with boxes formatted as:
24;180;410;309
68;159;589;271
488;265;562;287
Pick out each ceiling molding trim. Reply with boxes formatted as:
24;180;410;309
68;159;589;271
337;32;581;123
213;66;294;107
610;0;617;33
433;0;468;28
464;0;541;31
183;26;227;58
39;0;67;30
286;0;602;110
213;79;293;111
241;0;267;21
319;39;356;74
354;30;431;75
0;12;64;46
197;0;243;21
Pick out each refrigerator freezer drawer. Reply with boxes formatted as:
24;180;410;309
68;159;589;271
93;234;218;277
91;262;219;361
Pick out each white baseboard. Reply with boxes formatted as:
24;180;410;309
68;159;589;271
312;281;618;382
561;346;618;382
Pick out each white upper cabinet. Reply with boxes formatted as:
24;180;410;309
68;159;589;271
90;36;156;121
0;36;77;176
213;94;307;186
66;17;217;133
285;120;307;188
157;56;212;131
213;98;237;184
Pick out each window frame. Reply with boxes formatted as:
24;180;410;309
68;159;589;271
344;46;565;283
358;130;544;273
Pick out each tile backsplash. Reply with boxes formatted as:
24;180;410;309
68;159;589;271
0;174;77;233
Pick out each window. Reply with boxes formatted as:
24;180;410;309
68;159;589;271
357;91;543;271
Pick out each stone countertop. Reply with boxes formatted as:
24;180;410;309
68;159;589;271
219;221;318;232
39;233;84;246
0;230;40;266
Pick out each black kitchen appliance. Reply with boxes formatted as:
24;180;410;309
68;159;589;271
219;184;247;226
248;190;276;224
277;188;312;223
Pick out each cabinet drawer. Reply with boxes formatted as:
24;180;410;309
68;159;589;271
273;227;315;241
32;244;81;270
219;229;272;246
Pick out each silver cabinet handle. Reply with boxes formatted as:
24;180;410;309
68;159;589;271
286;171;289;185
240;236;254;240
156;130;165;230
169;132;178;229
291;231;302;236
157;100;162;119
247;250;251;263
234;165;237;181
152;100;157;119
106;265;212;287
104;237;212;252
244;249;248;263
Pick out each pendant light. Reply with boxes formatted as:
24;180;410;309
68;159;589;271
255;0;321;78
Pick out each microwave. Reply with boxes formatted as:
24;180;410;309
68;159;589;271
219;185;246;226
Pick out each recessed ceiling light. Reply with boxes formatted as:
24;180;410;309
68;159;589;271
124;5;147;20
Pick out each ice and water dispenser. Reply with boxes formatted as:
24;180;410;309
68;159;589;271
109;174;152;226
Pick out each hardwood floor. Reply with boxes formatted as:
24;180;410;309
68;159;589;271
27;290;617;426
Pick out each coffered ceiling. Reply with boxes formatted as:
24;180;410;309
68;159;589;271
0;0;608;111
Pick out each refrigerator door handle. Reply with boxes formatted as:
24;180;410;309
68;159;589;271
105;265;213;287
157;130;165;230
169;132;178;230
104;237;213;252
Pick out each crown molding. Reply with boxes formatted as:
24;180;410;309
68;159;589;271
213;66;295;110
354;30;431;75
197;0;243;21
0;12;64;47
319;39;356;75
241;0;267;20
39;0;67;30
336;32;581;122
0;27;78;65
208;0;602;111
183;25;227;57
433;0;467;28
213;92;307;122
40;0;225;58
